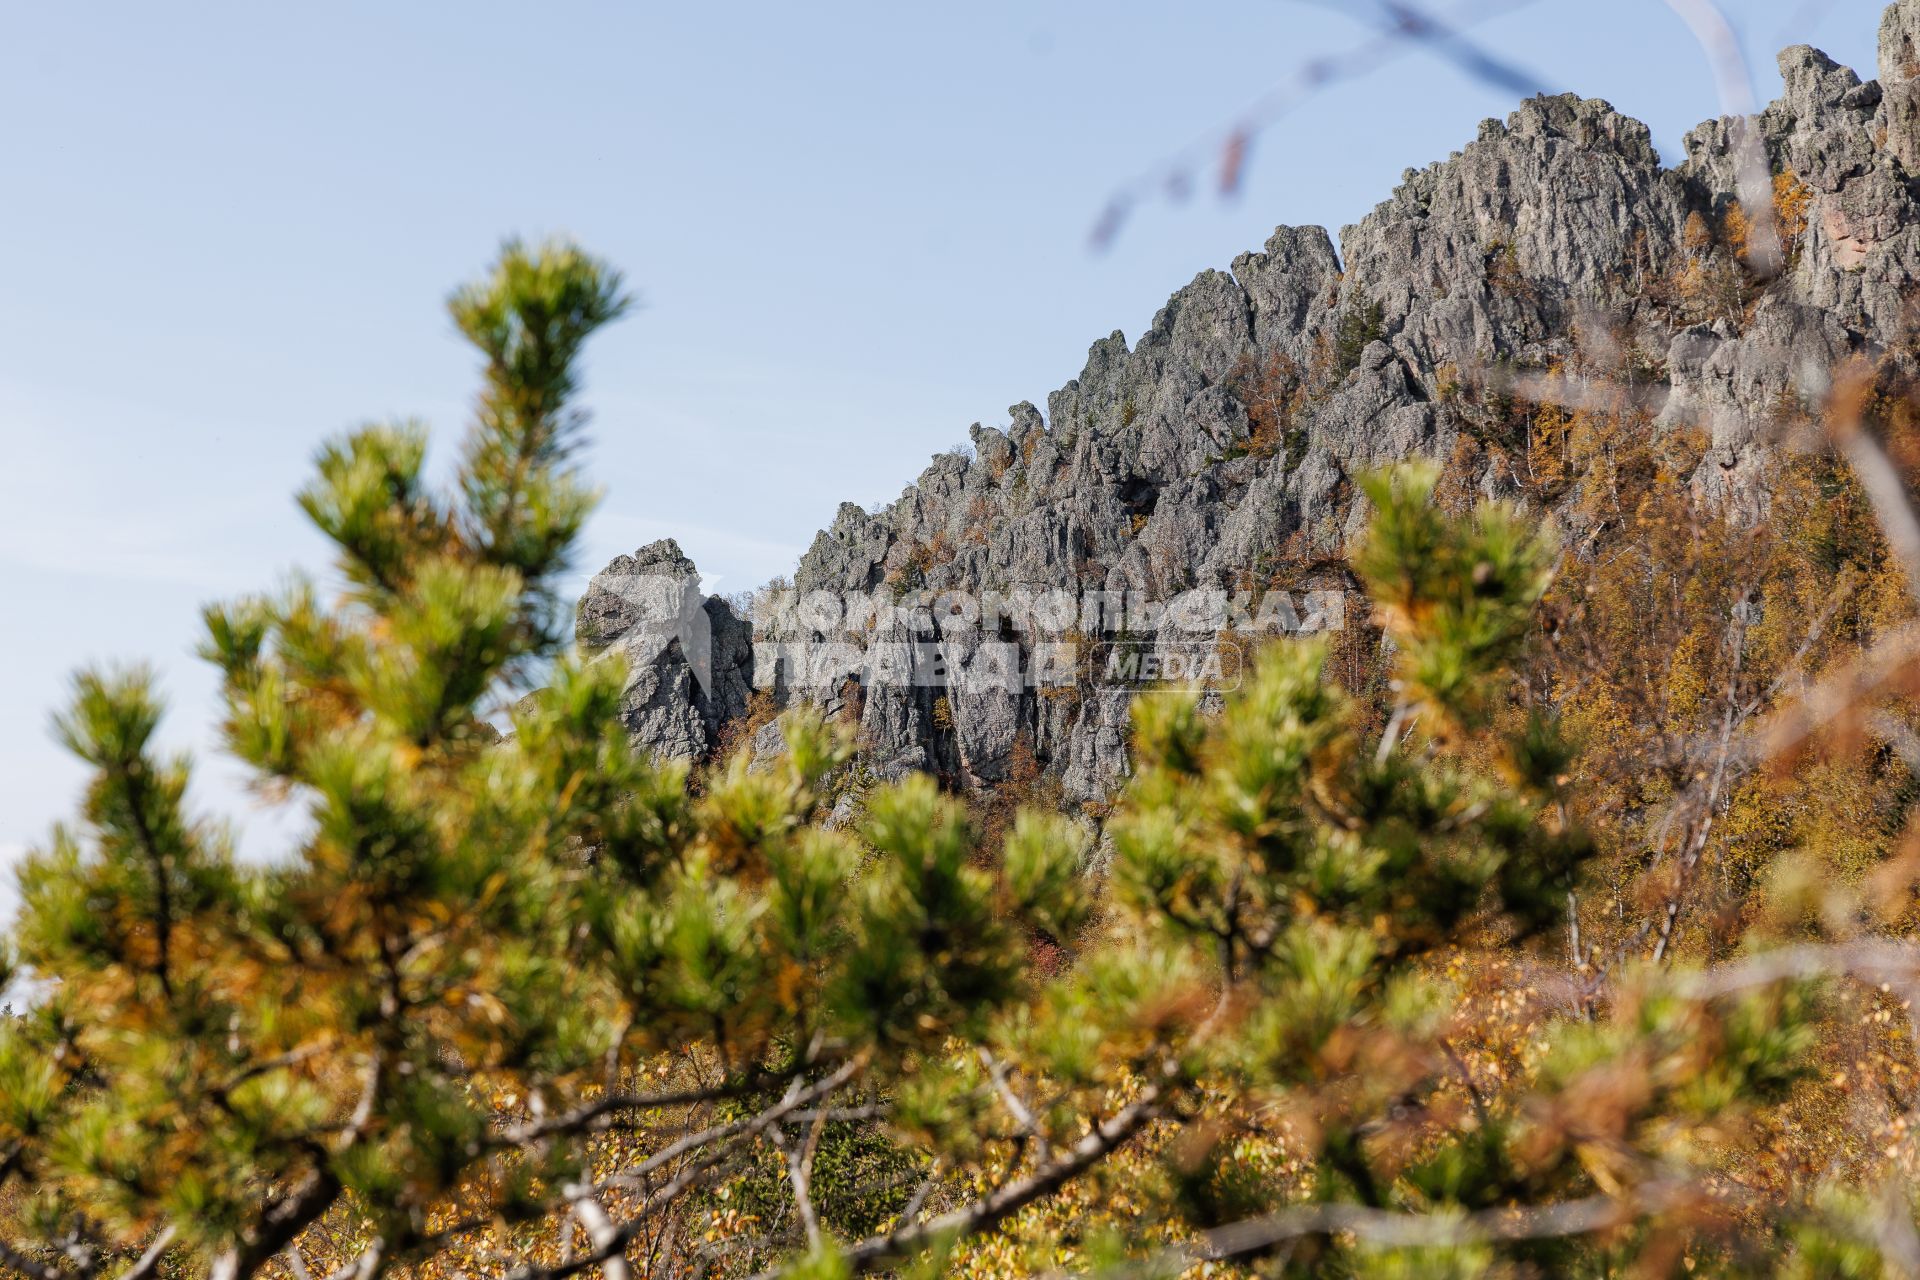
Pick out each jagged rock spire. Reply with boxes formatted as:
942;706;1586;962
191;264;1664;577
592;5;1920;811
1883;0;1920;170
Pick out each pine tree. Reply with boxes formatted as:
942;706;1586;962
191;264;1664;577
2;246;1915;1280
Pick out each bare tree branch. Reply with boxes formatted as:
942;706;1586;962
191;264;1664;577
1092;1179;1719;1276
978;1047;1051;1163
1090;0;1543;248
564;1189;632;1280
1673;939;1920;1001
778;1087;1165;1278
0;1238;74;1280
1829;367;1920;610
1654;0;1782;274
116;1226;177;1280
494;1076;774;1147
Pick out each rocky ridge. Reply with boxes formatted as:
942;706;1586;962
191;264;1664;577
577;2;1920;813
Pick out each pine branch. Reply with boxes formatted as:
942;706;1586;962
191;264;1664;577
108;756;175;1001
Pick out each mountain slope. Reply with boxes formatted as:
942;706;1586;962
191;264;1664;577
582;1;1920;811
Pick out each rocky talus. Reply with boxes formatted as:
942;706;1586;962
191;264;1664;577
577;2;1920;812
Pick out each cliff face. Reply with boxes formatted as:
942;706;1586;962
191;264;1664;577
580;2;1920;807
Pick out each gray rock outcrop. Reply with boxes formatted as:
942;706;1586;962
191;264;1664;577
582;2;1920;810
575;538;753;761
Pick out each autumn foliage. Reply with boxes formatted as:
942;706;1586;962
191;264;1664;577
9;242;1920;1280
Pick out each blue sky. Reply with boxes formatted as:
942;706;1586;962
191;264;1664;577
0;1;1882;903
